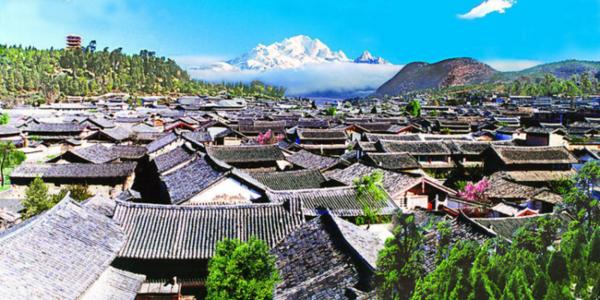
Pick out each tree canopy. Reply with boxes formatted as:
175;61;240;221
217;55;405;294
0;44;285;104
206;237;280;300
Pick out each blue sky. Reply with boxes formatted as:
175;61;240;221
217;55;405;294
1;0;599;66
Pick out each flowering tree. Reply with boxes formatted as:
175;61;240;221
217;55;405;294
256;130;284;145
458;178;490;203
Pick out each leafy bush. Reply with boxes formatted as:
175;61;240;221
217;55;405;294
206;237;279;300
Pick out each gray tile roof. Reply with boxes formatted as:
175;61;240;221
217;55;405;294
23;123;86;133
297;128;347;140
269;186;398;217
0;125;21;136
153;146;195;174
364;133;422;143
207;145;285;163
362;152;420;170
113;199;303;260
377;140;451;155
69;144;118;164
324;163;422;196
490;145;577;165
146;132;178;154
159;157;227;204
94;126;132;142
286;150;339;170
80;266;145;300
0;197;126;299
11;162;137;179
272;216;358;300
329;215;385;270
250;169;328;190
111;145;147;160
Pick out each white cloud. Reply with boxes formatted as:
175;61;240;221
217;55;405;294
459;0;516;19
173;55;231;68
187;63;402;96
484;59;542;72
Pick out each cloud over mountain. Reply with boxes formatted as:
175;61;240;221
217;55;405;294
459;0;516;19
187;62;401;96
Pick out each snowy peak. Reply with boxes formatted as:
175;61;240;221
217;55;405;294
354;50;388;65
226;35;350;71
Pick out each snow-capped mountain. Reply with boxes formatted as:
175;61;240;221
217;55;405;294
199;35;351;71
354;50;388;65
184;35;401;98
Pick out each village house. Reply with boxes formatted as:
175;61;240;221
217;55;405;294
294;128;348;155
206;144;290;171
111;199;303;298
10;162;137;198
483;145;577;185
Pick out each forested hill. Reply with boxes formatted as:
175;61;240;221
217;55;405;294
0;44;285;103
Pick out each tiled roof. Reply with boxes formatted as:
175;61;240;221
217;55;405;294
272;215;358;300
378;140;451;155
11;162;137;179
286;150;339;170
362;152;420;170
207;145;285;163
269;186;398;217
250;169;328;190
95;126;132;142
0;125;20;136
0;198;126;299
160;157;227;204
111;145;147;160
113;199;303;260
80;267;145;300
23;123;86;133
329;214;384;270
153;146;195;174
364;133;422;143
146;132;178;154
325;163;422;196
491;145;577;165
297;128;347;140
70;144;118;164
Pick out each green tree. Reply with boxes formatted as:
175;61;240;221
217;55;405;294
435;221;452;264
353;170;388;227
500;269;533;300
324;107;337;116
0;142;25;186
405;100;421;117
206;237;279;300
376;213;424;300
22;177;52;218
50;185;93;203
547;251;569;283
0;112;9;125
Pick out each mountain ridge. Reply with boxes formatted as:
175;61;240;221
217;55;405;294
375;58;600;96
375;57;497;96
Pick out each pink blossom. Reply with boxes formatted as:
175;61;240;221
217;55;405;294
458;178;490;203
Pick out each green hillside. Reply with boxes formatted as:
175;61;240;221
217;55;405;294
0;44;284;104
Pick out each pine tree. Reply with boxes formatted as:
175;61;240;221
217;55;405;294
22;177;51;218
547;251;569;283
500;269;533;300
377;213;424;300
